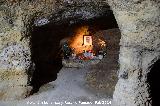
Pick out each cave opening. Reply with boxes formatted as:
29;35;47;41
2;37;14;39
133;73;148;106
29;9;120;96
148;59;160;106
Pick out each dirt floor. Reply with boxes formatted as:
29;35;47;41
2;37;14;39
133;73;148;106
0;67;113;106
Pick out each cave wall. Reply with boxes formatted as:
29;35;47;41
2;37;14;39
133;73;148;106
107;0;160;106
30;23;71;93
86;28;120;97
0;0;57;100
0;0;160;106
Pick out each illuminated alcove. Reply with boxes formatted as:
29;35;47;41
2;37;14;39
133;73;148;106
29;5;120;98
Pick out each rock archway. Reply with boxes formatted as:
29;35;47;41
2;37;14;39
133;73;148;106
30;13;119;94
0;0;160;106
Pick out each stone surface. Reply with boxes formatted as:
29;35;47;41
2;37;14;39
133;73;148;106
85;28;120;97
107;0;160;105
62;59;101;68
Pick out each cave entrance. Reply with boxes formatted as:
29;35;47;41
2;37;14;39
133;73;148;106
30;8;120;96
148;59;160;105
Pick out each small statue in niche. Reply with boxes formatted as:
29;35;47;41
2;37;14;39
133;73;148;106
71;48;76;59
62;42;72;59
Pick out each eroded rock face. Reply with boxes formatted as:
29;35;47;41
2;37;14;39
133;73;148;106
85;28;120;97
107;0;160;106
0;0;56;100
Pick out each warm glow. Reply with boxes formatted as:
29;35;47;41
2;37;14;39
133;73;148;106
69;26;93;54
98;39;106;47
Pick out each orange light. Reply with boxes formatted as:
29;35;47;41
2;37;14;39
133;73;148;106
69;26;93;54
68;26;106;55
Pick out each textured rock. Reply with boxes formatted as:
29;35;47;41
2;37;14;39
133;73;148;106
107;0;160;105
86;28;120;97
62;59;100;68
108;0;160;50
0;0;160;105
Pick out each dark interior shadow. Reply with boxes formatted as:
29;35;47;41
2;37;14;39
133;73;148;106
29;11;118;94
148;59;160;106
30;24;70;94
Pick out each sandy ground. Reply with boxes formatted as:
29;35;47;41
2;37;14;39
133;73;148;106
0;67;112;106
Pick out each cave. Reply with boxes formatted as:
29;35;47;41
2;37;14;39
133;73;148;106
30;10;120;95
148;59;160;106
0;0;159;106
